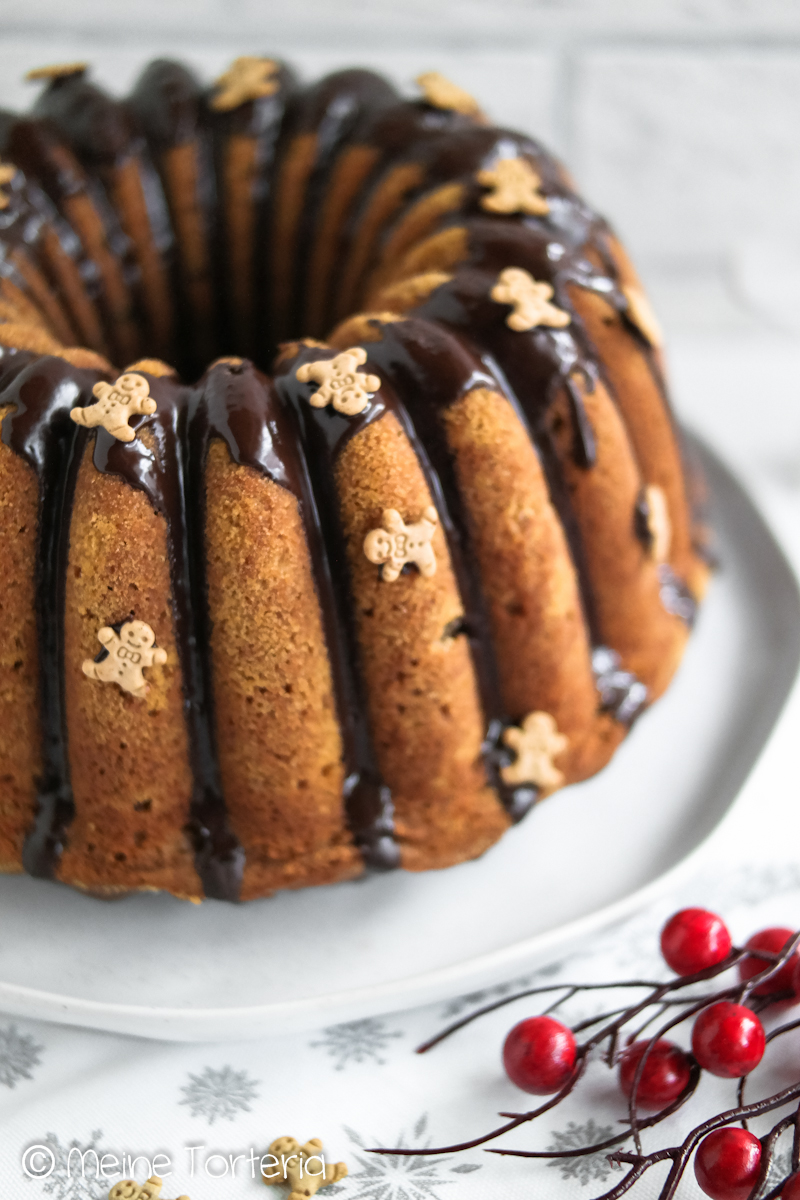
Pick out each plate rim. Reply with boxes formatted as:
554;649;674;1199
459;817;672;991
1;436;798;1040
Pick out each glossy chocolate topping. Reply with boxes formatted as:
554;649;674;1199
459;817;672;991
0;349;107;877
274;344;400;869
128;60;204;149
87;360;308;900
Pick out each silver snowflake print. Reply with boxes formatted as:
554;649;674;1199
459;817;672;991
546;1119;623;1186
310;1018;403;1070
26;1129;110;1200
341;1113;481;1199
0;1024;42;1087
765;1146;793;1193
441;968;556;1019
179;1064;259;1124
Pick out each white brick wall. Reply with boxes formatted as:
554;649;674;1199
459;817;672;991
1;0;800;333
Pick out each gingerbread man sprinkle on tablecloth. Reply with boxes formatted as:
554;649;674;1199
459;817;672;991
70;372;156;442
296;348;380;417
211;57;280;111
491;267;571;332
363;506;439;583
83;620;166;700
477;157;550;216
263;1136;347;1198
501;711;568;790
108;1176;188;1200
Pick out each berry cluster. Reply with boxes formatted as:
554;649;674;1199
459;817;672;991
371;908;800;1200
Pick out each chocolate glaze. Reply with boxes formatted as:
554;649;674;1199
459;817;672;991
205;61;298;359
128;60;205;150
88;363;300;900
343;316;544;820
0;349;107;877
284;71;399;336
32;69;138;167
592;646;648;726
30;66;175;348
1;112;141;361
274;345;400;869
128;60;218;376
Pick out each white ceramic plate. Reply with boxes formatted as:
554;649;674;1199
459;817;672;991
0;440;796;1042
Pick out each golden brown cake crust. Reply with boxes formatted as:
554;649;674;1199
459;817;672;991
60;441;202;898
334;411;509;870
0;409;41;872
203;440;361;899
442;387;622;784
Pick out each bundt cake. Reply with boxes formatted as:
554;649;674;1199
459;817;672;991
0;57;710;902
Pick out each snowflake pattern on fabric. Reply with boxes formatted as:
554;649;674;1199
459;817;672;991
546;1120;624;1186
178;1065;259;1124
341;1113;481;1199
310;1018;403;1070
27;1130;111;1200
440;964;563;1019
765;1146;793;1192
0;1024;42;1087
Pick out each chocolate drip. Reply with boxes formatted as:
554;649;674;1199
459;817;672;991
275;346;400;870
205;62;298;361
285;71;399;337
658;565;698;627
0;350;107;877
128;60;205;150
410;264;602;646
351;317;541;821
633;485;698;627
592;646;647;726
30;65;175;351
128;60;218;376
90;367;246;899
564;369;597;469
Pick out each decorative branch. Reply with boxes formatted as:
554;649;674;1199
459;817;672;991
369;914;800;1200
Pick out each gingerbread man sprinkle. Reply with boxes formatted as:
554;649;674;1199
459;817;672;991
644;484;671;563
622;283;664;349
477;157;550;216
0;160;16;211
211;57;280;111
296;348;381;417
70;372;157;442
416;72;482;117
264;1136;347;1199
25;62;87;82
108;1177;188;1200
363;506;438;583
83;620;166;700
491;267;571;332
501;711;568;790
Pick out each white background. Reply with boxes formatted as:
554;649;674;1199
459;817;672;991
2;0;800;343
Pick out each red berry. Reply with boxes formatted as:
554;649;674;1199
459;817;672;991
502;1016;577;1095
692;1002;765;1078
782;1172;800;1199
660;908;732;976
618;1038;692;1109
694;1128;761;1200
738;927;800;1000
